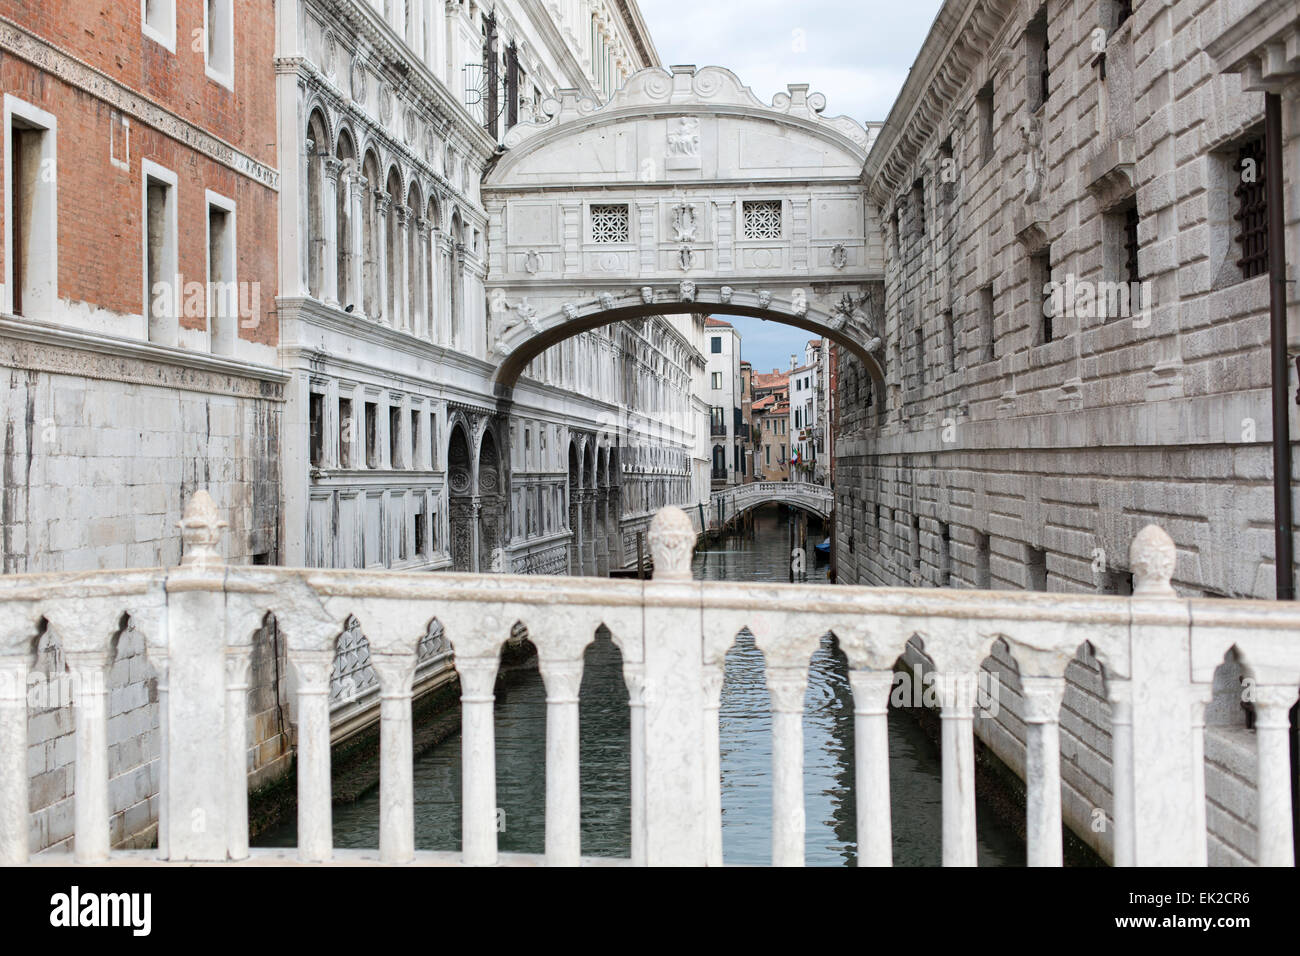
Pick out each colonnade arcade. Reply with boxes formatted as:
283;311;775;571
303;107;473;349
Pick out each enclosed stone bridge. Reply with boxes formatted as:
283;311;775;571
482;65;888;393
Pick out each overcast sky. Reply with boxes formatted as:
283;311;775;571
636;0;943;371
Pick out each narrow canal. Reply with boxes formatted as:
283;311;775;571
257;504;1025;865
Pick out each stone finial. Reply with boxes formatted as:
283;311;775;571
1130;524;1176;596
177;490;228;567
648;507;696;581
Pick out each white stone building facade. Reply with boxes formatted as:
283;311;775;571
833;0;1300;864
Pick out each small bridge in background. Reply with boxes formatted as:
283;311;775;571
692;481;834;534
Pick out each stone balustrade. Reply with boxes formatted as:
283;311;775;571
1;491;1299;866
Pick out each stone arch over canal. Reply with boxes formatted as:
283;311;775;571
481;64;890;398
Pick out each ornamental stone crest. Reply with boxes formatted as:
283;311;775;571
1130;524;1176;596
791;288;808;316
321;30;337;78
666;117;700;157
671;203;698;242
831;243;848;270
178;490;228;568
679;280;696;302
350;59;367;101
524;250;541;275
678;245;695;271
648;506;696;580
379;83;394;125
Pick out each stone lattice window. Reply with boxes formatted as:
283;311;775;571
743;200;782;240
590;203;630;243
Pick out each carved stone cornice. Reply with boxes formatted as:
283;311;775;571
864;0;1018;206
0;315;287;401
1204;0;1300;93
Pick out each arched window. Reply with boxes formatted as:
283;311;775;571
305;110;329;298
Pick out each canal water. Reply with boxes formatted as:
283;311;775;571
257;504;1024;865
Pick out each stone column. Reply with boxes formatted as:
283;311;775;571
623;661;647;866
935;670;979;866
471;497;482;572
848;668;894;866
458;656;500;865
1189;682;1212;866
288;648;334;862
0;646;34;864
538;656;584;866
765;664;809;866
349;172;367;318
643;508;708;864
1106;678;1135;866
1022;675;1067;867
1253;685;1299;866
322;157;341;306
375;193;391;325
224;646;253;861
301;137;315;298
701;661;724;866
396;206;411;332
371;652;418;863
66;648;112;863
414;217;429;338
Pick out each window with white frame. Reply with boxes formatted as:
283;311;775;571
590;203;630;243
142;0;176;52
142;159;178;345
4;95;57;319
742;200;782;240
204;0;234;88
206;190;237;356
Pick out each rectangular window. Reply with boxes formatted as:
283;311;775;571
142;159;179;346
976;81;995;166
338;398;353;469
1032;248;1053;344
975;532;991;588
910;515;922;572
413;500;427;558
910;179;925;237
4;96;57;319
206;190;236;356
944;310;957;373
309;393;324;468
710;336;722;354
978;283;995;362
389;405;402;468
939;523;952;586
365;401;378;468
1026;545;1048;591
914;326;925;384
142;0;176;52
1233;136;1268;280
1027;9;1049;114
711;371;722;389
590;203;630;243
742;200;782;240
204;0;234;87
410;409;420;468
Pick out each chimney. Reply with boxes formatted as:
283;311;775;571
790;354;796;370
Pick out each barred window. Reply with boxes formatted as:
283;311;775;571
1233;137;1268;280
1123;202;1140;285
590;203;630;243
743;200;782;240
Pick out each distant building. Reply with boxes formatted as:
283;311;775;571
704;317;742;486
